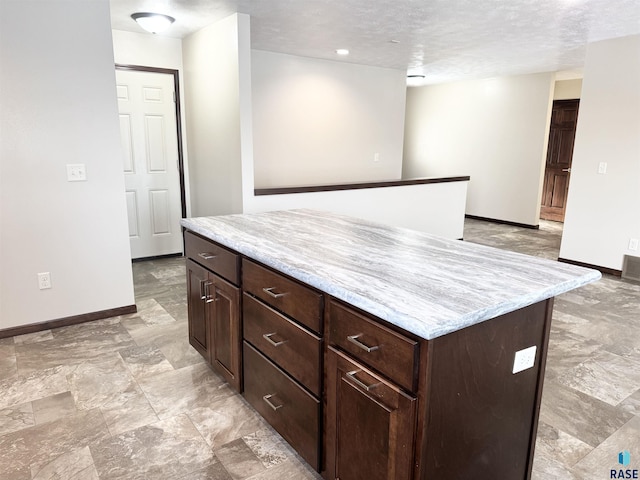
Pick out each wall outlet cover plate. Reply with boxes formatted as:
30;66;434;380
513;346;537;374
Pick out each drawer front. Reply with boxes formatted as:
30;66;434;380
328;300;419;392
185;231;239;285
243;293;321;396
243;342;320;470
242;259;322;334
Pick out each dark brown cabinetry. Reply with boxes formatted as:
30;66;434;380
325;301;418;480
184;228;555;480
185;232;241;392
241;259;323;471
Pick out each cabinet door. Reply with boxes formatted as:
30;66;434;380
210;274;242;392
186;259;210;361
325;347;416;480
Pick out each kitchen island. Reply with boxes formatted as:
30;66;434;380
181;209;600;480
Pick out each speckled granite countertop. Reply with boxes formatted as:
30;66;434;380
181;209;601;340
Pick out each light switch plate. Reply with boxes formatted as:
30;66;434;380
513;346;537;374
598;162;607;174
67;164;87;182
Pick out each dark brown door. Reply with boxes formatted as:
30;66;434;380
540;99;579;222
210;275;242;392
186;259;210;361
325;347;416;480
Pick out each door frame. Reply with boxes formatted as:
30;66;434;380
115;64;187;219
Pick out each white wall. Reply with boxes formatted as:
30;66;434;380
554;79;582;100
244;182;469;239
182;14;248;217
0;0;135;330
111;30;191;215
559;35;640;271
251;51;407;188
403;73;555;226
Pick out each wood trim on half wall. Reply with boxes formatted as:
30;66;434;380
558;258;622;277
255;176;470;196
0;304;138;339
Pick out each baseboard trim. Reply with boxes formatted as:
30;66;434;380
558;258;622;277
0;304;138;340
132;253;183;263
465;214;540;230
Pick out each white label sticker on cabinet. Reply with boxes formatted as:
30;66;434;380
513;346;537;374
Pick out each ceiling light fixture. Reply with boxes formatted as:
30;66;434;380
335;49;350;55
407;74;426;87
131;12;175;34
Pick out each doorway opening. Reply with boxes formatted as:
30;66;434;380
540;99;579;223
115;64;187;260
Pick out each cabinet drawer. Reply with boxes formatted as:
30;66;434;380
243;342;320;470
185;231;239;285
328;300;419;392
243;294;321;396
242;259;322;334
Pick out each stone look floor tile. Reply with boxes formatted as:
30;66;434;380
64;353;158;436
0;354;18;381
90;414;217;480
30;445;99;480
242;427;290;469
32;391;77;425
13;330;54;345
0;400;35;436
118;344;175;380
137;363;234;420
0;366;69;410
0;409;110;477
556;349;640;406
572;415;640;480
215;438;267;480
188;394;265;449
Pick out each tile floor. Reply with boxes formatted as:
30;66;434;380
0;218;638;479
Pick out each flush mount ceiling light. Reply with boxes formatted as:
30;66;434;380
131;12;175;34
335;49;350;55
406;74;426;87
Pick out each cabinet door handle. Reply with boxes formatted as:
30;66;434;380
347;334;380;353
204;281;216;303
262;394;283;411
263;332;287;347
262;287;287;299
346;370;380;392
198;252;216;260
199;279;207;300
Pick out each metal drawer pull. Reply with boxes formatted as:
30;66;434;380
262;394;283;411
347;334;380;353
199;279;207;300
262;287;287;299
346;370;380;392
198;252;216;260
204;281;215;303
263;332;287;347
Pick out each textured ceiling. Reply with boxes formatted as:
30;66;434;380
110;0;640;84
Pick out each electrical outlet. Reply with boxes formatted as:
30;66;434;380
513;346;537;374
629;238;639;251
66;164;87;182
598;162;608;174
373;153;380;163
38;272;52;290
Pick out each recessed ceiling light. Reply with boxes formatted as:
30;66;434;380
131;12;175;34
335;49;350;55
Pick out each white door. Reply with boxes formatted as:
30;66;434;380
116;69;183;259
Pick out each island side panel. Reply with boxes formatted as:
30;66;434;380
421;299;553;480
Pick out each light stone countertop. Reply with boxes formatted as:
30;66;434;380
181;209;601;340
